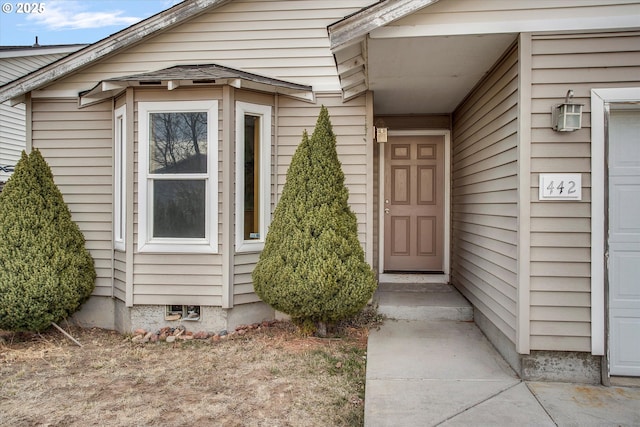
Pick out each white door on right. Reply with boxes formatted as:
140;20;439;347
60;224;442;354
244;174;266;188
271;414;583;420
608;108;640;376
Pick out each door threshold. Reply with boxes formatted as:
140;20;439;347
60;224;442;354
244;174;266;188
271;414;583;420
378;273;449;284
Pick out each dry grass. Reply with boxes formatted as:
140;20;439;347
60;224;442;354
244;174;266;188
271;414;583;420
0;316;379;427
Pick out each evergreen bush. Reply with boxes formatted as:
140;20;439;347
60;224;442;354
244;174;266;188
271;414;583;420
0;149;96;332
252;106;377;335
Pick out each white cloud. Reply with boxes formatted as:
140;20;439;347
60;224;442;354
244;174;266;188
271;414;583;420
27;1;142;31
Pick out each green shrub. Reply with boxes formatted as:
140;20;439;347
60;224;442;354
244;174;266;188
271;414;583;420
0;149;96;332
252;106;377;335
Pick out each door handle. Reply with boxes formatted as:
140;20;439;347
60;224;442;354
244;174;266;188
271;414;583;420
384;208;390;215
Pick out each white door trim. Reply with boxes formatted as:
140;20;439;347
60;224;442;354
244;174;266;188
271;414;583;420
591;87;640;357
378;129;451;279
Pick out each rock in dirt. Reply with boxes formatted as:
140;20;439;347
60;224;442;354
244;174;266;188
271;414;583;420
193;331;209;339
166;336;176;343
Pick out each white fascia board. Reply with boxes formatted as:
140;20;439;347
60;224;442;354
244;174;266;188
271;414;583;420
371;15;640;38
329;0;441;51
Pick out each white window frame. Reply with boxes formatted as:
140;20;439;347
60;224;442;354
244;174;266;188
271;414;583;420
137;100;219;253
114;104;126;251
235;102;272;253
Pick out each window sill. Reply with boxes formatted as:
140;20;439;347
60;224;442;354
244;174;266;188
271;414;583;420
138;240;218;254
236;241;265;253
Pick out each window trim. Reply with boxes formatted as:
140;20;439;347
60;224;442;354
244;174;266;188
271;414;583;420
137;100;219;254
114;104;126;251
235;101;272;253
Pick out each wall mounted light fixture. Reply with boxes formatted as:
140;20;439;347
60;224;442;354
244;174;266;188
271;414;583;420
375;126;388;143
552;90;583;132
374;119;388;143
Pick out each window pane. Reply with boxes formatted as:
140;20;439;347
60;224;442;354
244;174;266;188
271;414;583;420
244;115;260;240
149;112;207;174
153;180;206;238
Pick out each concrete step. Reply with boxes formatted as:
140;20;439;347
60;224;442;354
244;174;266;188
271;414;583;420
375;282;473;321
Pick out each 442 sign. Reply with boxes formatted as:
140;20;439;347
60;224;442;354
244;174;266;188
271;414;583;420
539;174;582;200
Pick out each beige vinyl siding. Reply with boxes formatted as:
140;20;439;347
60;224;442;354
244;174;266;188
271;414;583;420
1;53;75;179
42;0;373;95
0;54;71;84
234;253;261;304
0;102;25;176
31;99;113;296
451;44;519;345
113;250;126;301
132;87;224;306
277;93;369;246
529;30;640;352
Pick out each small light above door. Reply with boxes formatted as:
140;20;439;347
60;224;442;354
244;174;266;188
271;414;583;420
552;90;583;132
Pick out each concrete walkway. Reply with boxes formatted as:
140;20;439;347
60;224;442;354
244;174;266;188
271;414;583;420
365;284;640;426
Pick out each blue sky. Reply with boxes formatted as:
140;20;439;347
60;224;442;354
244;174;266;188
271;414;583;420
0;1;182;46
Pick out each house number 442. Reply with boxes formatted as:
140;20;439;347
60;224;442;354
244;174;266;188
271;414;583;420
539;174;582;200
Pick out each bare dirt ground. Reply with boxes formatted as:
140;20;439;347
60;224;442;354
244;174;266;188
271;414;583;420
0;318;376;427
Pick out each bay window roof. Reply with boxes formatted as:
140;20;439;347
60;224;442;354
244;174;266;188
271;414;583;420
79;63;314;106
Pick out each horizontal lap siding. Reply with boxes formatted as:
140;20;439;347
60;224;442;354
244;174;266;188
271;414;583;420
132;88;224;306
277;94;369;246
529;31;640;352
1;53;73;179
234;253;261;304
31;99;113;297
452;45;519;345
44;0;373;94
0;103;24;177
113;251;126;301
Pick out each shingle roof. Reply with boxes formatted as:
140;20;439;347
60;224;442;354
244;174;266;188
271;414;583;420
79;63;314;106
104;64;311;91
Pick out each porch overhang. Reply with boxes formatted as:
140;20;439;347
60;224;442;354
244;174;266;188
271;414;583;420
328;0;441;102
78;64;314;107
328;0;638;115
327;0;517;112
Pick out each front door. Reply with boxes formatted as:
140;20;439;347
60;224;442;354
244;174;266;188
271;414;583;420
608;108;640;377
384;134;445;272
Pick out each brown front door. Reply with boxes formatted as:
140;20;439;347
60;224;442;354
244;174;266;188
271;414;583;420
384;134;445;272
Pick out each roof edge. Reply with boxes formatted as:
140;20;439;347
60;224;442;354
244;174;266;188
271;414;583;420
0;0;233;104
0;44;88;58
328;0;440;51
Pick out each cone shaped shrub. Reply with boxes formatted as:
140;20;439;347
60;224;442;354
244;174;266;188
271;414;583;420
0;149;96;332
253;106;377;333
